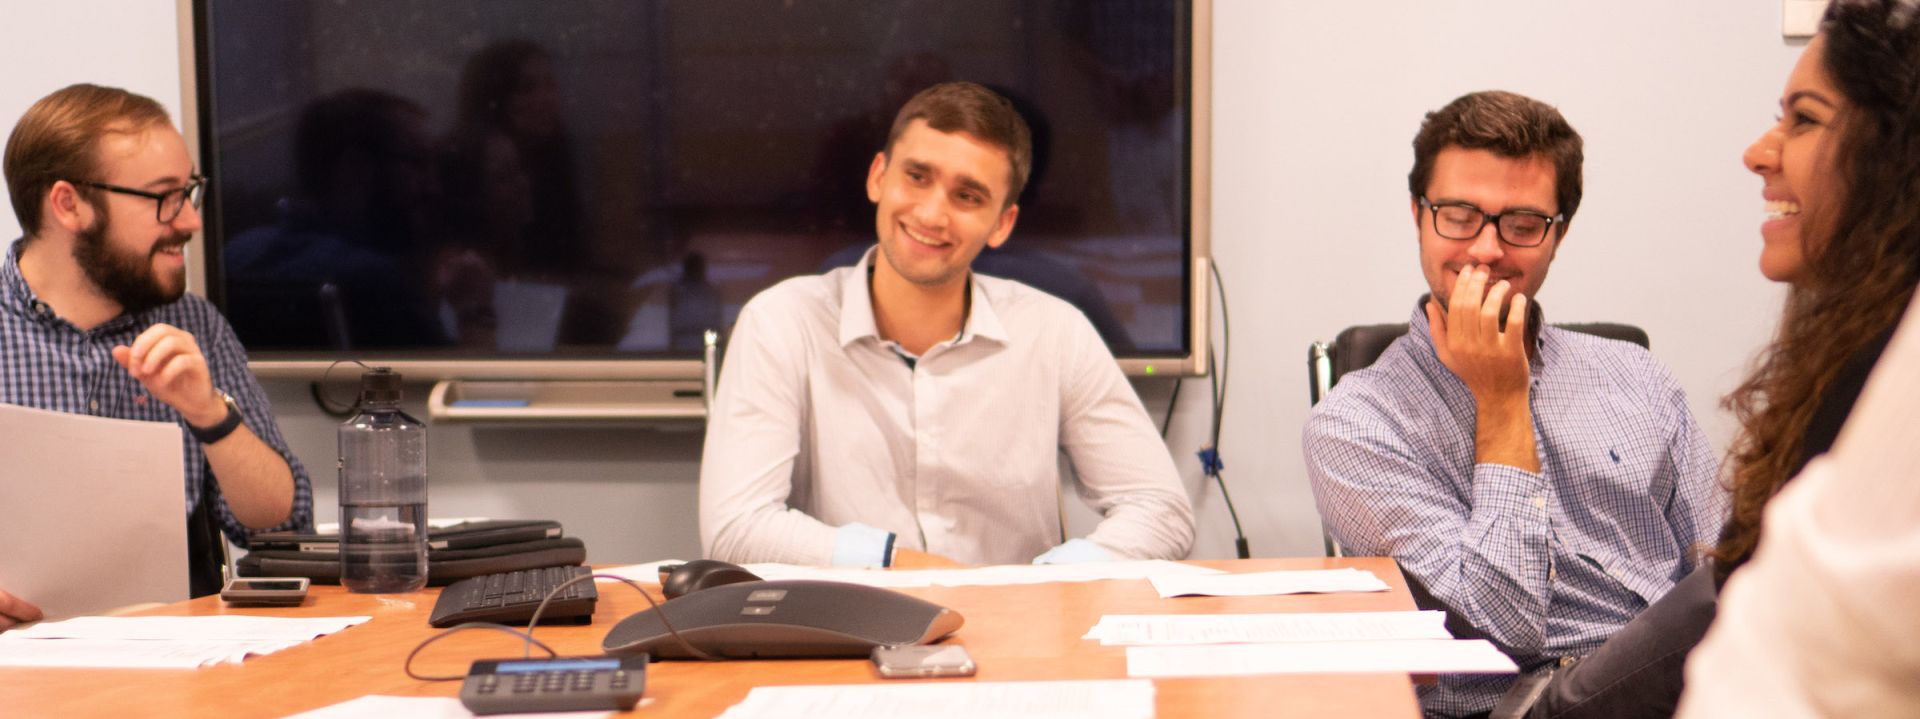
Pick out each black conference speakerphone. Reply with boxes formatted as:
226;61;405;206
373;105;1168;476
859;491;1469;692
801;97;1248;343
429;565;597;628
459;655;647;715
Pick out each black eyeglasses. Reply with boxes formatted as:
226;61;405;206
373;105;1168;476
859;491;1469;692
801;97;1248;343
1419;196;1563;248
71;175;207;223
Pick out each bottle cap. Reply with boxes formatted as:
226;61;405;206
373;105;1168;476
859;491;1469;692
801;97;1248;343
359;367;403;405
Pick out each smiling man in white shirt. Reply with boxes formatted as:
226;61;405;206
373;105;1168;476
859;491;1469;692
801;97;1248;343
698;81;1193;568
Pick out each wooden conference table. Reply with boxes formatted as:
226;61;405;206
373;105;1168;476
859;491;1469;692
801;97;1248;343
1;557;1423;718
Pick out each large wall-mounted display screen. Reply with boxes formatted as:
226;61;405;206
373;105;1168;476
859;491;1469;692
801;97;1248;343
193;0;1206;379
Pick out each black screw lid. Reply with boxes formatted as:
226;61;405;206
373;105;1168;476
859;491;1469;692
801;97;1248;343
359;367;403;404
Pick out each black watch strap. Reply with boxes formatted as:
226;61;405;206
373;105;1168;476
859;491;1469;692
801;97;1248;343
188;392;245;445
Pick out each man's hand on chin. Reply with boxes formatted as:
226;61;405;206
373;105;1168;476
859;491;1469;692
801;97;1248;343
1427;264;1540;472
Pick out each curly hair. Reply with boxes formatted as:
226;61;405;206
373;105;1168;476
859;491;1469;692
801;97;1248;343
1715;0;1920;582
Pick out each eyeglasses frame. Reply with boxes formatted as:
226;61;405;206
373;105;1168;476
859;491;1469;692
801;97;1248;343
70;175;208;224
1418;196;1564;248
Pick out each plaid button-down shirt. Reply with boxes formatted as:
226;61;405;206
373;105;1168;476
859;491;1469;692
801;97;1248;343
1304;300;1726;717
1;242;312;547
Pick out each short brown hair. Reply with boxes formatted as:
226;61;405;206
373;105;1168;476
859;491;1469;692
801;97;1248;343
5;83;171;238
883;81;1033;208
1408;90;1584;226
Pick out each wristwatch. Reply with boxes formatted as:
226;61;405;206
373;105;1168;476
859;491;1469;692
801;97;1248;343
188;391;245;445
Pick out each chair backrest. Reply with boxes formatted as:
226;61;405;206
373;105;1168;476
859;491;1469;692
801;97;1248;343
1308;321;1649;405
1305;320;1650;557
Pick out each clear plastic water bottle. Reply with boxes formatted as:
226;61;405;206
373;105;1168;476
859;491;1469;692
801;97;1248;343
338;367;428;593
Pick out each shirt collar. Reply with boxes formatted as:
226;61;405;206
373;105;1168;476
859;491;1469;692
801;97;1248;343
3;239;146;333
837;245;1009;349
2;241;54;322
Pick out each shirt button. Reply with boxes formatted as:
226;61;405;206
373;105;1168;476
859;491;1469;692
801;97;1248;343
1532;496;1546;509
89;400;99;412
1549;567;1558;581
1558;656;1576;668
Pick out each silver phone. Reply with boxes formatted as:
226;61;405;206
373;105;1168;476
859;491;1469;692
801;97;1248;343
220;577;310;606
871;644;976;678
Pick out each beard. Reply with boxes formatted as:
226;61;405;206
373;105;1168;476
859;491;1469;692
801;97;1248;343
71;213;189;315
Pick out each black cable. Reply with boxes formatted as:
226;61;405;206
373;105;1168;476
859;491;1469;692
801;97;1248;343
1210;262;1229;449
403;571;716;681
310;359;370;418
1204;262;1249;559
1159;376;1183;439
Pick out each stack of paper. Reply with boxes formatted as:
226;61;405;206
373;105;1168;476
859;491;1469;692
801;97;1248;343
1084;610;1452;646
1147;568;1389;597
716;679;1155;719
286;695;617;719
0;615;369;669
1125;640;1518;677
599;559;1223;589
1083;610;1517;677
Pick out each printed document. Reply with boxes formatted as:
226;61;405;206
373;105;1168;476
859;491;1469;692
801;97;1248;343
1148;568;1389;597
1084;610;1452;646
0;615;369;668
716;679;1155;719
601;559;1221;588
1126;639;1518;677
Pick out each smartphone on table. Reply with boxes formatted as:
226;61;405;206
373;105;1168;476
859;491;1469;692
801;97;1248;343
220;577;310;607
871;644;976;678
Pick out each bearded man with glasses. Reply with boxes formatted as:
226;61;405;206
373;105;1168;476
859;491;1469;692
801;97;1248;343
0;84;313;630
1302;91;1725;718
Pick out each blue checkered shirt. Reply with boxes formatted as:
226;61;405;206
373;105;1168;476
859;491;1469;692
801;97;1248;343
1;242;313;547
1303;301;1725;718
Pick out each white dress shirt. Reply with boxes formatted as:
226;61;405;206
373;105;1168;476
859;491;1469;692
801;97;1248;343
1679;295;1920;718
698;248;1194;566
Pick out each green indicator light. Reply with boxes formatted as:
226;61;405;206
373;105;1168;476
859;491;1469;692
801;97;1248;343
1144;365;1157;375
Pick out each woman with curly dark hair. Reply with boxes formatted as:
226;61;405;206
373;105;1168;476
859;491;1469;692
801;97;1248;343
1713;0;1920;585
1524;1;1920;716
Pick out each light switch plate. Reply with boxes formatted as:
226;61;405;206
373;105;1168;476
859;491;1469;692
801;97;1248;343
1783;0;1828;38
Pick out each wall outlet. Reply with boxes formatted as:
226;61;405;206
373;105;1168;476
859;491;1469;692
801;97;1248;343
1783;0;1828;38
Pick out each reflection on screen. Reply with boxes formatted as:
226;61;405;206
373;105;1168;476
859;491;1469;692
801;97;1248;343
203;1;1191;359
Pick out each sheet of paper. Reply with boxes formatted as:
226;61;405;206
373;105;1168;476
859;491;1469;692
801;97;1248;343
284;695;619;719
1148;568;1389;598
0;616;370;669
600;559;1222;589
9;615;369;641
0;638;306;668
1084;611;1450;646
1125;639;1518;677
0;402;187;619
715;679;1155;719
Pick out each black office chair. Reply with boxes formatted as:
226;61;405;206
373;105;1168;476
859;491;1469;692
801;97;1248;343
1308;322;1649;407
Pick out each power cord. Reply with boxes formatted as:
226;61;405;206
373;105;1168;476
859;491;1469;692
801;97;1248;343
1159;376;1182;438
1201;262;1249;559
403;572;715;681
310;359;370;419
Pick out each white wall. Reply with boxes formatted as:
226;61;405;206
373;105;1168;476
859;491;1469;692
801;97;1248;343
1;1;1804;562
1186;0;1803;558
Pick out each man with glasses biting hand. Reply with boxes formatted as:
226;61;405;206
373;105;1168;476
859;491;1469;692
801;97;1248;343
0;84;312;628
1302;91;1725;718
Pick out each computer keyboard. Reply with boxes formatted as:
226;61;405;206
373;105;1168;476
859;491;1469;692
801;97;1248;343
430;565;598;628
